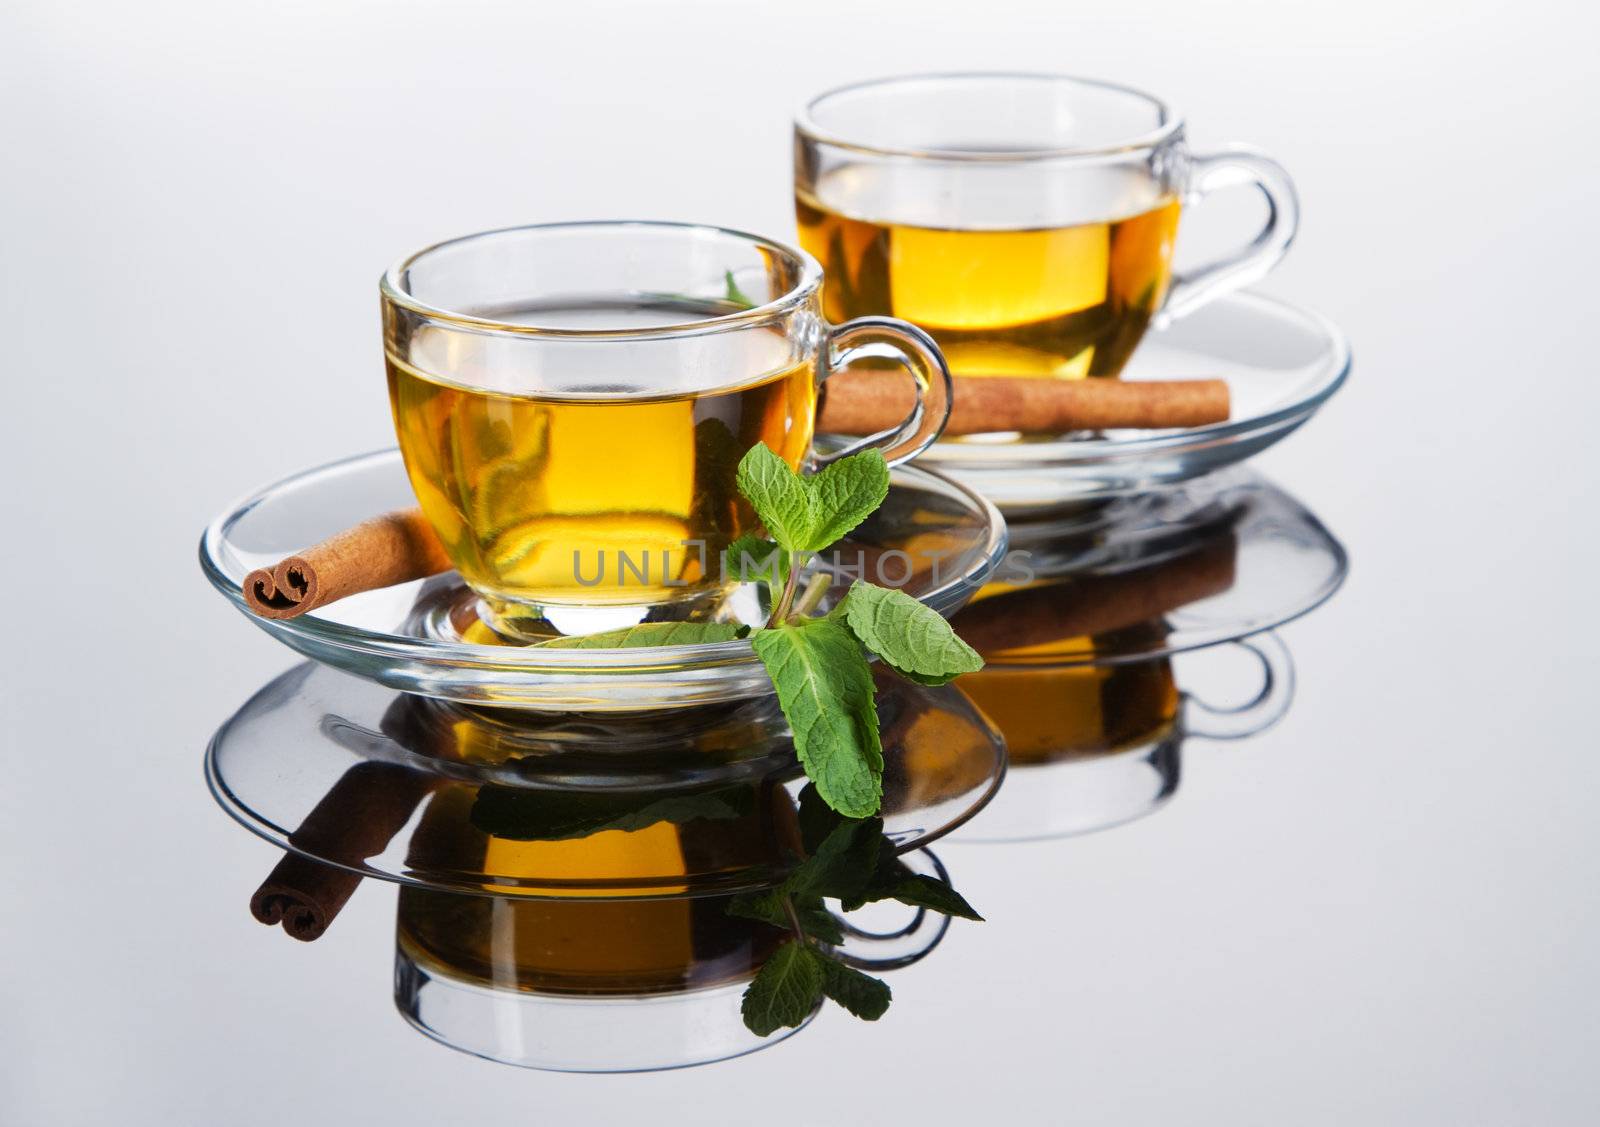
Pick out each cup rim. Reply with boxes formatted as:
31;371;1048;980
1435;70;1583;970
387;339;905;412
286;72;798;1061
380;220;824;341
795;71;1183;162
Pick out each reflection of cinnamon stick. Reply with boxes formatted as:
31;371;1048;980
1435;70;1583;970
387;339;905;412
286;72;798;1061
954;533;1238;655
820;372;1229;437
250;761;435;941
242;509;450;620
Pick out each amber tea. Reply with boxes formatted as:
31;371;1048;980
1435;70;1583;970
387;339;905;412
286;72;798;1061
797;186;1180;380
387;299;816;616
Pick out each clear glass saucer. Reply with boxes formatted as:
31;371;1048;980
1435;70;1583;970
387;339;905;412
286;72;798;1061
957;468;1347;666
200;449;1006;711
206;662;1006;899
902;292;1350;513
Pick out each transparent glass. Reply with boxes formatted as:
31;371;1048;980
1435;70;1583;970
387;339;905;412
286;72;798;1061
380;221;953;637
795;73;1300;382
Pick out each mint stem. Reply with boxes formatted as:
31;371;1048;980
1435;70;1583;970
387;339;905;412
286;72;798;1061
790;573;832;620
765;552;803;628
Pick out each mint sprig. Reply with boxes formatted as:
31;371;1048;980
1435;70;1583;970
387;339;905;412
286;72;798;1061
536;441;984;820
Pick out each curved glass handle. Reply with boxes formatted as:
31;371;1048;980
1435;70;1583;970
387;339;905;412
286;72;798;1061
824;848;953;971
1157;145;1300;327
818;316;953;467
1182;631;1296;741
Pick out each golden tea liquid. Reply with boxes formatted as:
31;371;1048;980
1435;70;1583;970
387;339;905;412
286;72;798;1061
387;300;816;614
796;184;1180;379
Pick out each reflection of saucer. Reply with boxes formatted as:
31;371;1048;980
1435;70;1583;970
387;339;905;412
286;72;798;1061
199;449;1006;711
902;292;1350;512
207;662;1005;898
958;470;1346;666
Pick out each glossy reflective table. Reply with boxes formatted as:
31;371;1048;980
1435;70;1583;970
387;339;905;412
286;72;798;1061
9;18;1599;1120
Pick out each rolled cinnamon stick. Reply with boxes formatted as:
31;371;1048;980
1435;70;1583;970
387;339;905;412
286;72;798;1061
250;760;436;941
820;371;1229;437
242;508;450;620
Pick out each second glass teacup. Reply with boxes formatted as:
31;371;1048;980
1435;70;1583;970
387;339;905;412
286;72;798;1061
381;221;952;640
795;73;1299;382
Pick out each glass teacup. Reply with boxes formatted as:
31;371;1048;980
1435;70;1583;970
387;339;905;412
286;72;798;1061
795;73;1298;383
380;221;952;639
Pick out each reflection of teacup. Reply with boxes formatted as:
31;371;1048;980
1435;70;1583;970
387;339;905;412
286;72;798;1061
393;786;951;1070
947;505;1290;841
395;883;800;1071
955;636;1292;842
381;221;951;638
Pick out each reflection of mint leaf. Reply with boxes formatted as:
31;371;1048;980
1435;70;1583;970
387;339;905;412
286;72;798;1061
724;269;755;309
470;784;752;842
816;955;891;1021
736;443;814;553
839;842;984;920
535;622;745;649
741;940;823;1036
723;534;785;584
751;619;882;818
786;816;883;905
843;581;983;685
729;792;979;1037
728;889;844;945
805;449;889;549
874;872;984;921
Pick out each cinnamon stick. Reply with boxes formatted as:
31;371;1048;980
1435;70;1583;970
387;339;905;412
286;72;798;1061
250;760;436;941
820;371;1229;437
242;508;450;620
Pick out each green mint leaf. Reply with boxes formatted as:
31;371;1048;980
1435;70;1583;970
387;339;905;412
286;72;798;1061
724;269;755;309
736;443;814;553
535;622;746;649
815;953;892;1021
751;618;883;818
722;534;787;584
470;784;751;842
802;449;890;550
741;940;823;1036
842;582;983;684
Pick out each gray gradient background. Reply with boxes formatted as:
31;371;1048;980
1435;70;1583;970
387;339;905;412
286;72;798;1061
3;0;1596;1123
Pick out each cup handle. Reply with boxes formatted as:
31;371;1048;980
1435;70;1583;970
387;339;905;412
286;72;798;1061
822;848;954;971
1157;145;1300;328
1182;631;1296;741
817;316;954;467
